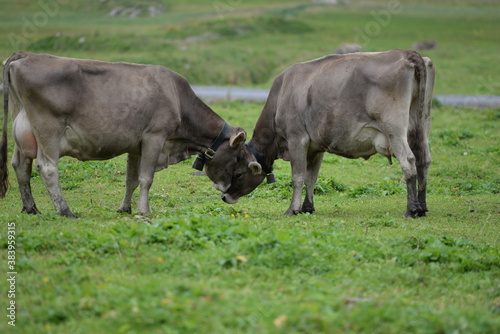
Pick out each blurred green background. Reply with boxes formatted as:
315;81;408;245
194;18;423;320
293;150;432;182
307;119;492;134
1;0;499;95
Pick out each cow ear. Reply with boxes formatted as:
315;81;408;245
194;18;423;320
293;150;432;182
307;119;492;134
230;130;246;148
248;161;262;175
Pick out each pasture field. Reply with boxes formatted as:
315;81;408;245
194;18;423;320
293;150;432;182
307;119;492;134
1;1;499;333
0;100;499;333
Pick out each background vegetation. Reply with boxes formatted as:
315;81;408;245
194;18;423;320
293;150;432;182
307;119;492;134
1;0;499;94
0;1;499;333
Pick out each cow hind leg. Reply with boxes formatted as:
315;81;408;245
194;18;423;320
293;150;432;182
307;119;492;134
11;145;40;214
118;154;140;214
415;142;431;217
301;152;324;214
391;139;420;218
36;151;75;218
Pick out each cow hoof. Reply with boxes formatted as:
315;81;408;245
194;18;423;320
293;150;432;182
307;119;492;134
404;211;418;219
301;206;315;214
22;206;41;215
405;207;428;218
117;207;132;214
285;209;300;215
417;206;428;217
60;208;77;218
417;210;428;217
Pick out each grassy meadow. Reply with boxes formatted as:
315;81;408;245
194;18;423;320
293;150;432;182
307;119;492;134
1;1;500;333
0;101;499;334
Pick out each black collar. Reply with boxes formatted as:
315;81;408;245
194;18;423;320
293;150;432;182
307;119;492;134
246;140;276;184
192;122;230;171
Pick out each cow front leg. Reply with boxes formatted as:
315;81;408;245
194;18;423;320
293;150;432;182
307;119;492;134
286;172;304;215
36;153;75;218
301;152;324;214
118;154;140;214
11;145;40;214
136;137;163;215
285;140;308;215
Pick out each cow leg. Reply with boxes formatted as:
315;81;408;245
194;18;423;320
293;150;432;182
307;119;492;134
11;145;40;214
285;140;308;215
118;154;140;214
136;137;163;215
36;151;75;218
416;143;431;217
301;152;324;214
391;139;419;218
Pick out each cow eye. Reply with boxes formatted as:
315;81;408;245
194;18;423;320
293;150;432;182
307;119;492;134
235;173;243;179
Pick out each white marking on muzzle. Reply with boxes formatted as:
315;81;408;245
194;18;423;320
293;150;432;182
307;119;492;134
213;182;230;193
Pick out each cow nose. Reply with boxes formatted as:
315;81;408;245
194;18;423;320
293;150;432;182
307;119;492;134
221;193;238;204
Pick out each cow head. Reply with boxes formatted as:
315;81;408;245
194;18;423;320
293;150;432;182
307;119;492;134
219;164;266;204
204;128;264;202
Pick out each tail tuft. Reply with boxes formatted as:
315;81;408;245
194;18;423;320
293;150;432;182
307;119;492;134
0;150;8;198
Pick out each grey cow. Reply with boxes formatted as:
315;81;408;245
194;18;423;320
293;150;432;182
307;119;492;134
0;52;259;217
218;49;435;218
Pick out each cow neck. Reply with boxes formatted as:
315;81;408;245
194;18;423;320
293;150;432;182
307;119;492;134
192;122;230;171
247;78;283;177
248;133;278;166
250;102;280;170
246;139;275;184
180;93;228;166
248;111;279;183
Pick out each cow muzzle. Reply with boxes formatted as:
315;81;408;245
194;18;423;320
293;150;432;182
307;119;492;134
221;193;238;204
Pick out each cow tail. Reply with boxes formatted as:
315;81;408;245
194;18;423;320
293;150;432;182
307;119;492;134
0;56;11;198
407;50;428;163
411;50;427;123
0;52;25;198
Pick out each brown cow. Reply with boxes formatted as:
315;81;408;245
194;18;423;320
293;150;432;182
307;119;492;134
216;49;435;218
0;52;260;217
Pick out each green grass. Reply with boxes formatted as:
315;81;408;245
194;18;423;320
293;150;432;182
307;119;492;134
0;1;499;332
0;100;499;333
1;0;499;94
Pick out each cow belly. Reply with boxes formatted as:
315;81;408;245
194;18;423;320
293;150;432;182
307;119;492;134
60;126;132;160
326;127;390;159
13;110;37;159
